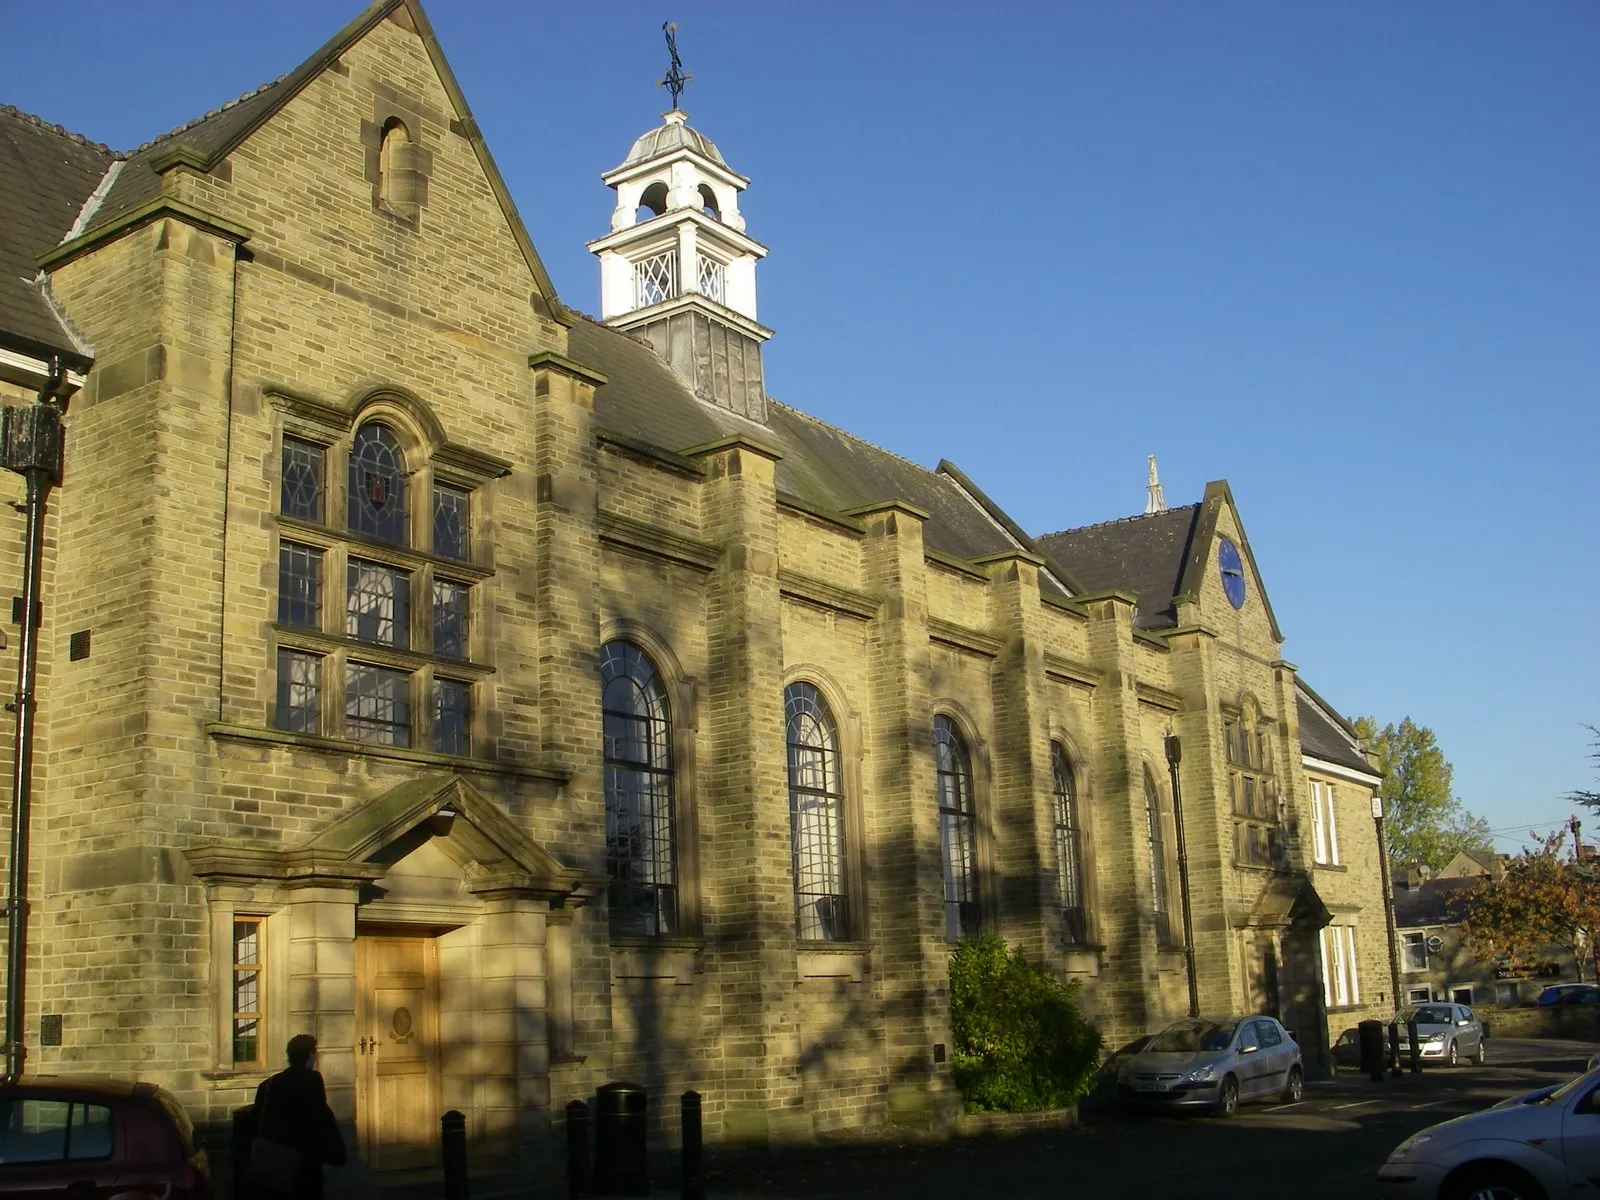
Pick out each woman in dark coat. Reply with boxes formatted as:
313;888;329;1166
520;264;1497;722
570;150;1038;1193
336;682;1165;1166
249;1034;347;1199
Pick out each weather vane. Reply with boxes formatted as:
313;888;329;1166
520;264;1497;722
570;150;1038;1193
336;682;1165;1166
658;21;691;110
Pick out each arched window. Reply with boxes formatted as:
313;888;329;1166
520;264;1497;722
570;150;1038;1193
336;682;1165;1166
698;183;720;220
601;641;677;936
1144;767;1173;945
1052;743;1087;945
934;715;979;941
786;683;848;942
347;423;408;544
635;181;669;223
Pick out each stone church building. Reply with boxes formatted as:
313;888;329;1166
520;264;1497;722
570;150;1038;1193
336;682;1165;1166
0;0;1393;1175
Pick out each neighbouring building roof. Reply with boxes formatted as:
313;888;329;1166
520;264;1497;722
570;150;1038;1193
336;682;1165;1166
1393;876;1480;929
1033;506;1200;628
0;105;114;366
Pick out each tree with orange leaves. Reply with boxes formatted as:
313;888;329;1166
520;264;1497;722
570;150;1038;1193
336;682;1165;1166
1462;831;1600;984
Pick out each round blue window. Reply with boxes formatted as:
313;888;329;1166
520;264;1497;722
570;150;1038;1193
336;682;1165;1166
1218;538;1247;609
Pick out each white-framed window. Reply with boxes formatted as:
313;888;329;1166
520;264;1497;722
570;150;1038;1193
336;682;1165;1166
1401;930;1429;973
1310;780;1341;866
1321;925;1362;1009
1407;986;1433;1003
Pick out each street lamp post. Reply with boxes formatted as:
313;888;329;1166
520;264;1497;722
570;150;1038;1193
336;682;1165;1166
1373;796;1402;1015
1165;732;1200;1019
1;360;68;1080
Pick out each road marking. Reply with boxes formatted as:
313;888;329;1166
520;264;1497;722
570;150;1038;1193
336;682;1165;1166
1260;1102;1304;1112
1410;1100;1449;1110
1330;1099;1380;1110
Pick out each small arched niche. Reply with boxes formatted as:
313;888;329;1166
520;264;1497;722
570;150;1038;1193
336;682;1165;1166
378;118;425;223
635;181;669;223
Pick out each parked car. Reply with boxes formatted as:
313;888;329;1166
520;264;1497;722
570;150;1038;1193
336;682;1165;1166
1083;1034;1155;1111
0;1076;211;1198
1331;1027;1362;1070
1537;983;1600;1006
1118;1015;1302;1117
1380;1065;1600;1198
1394;1003;1485;1067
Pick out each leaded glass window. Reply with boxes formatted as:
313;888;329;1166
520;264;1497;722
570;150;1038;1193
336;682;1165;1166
1052;743;1088;945
347;558;410;648
601;641;676;937
232;918;264;1066
280;437;324;522
786;683;848;942
935;715;979;941
433;677;470;756
348;423;407;544
277;542;322;629
433;484;469;560
346;662;410;746
1145;767;1174;944
274;649;321;734
432;578;468;660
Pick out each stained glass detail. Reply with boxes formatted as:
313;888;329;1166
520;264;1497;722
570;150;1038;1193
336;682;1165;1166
601;641;676;937
432;579;468;660
274;649;320;734
348;424;407;544
433;677;470;756
347;558;410;648
346;662;410;746
433;485;469;560
934;716;979;940
280;437;324;522
786;683;848;941
1052;744;1087;945
277;542;322;629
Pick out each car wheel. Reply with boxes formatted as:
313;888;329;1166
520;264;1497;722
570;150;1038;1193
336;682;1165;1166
1442;1163;1548;1200
1281;1065;1303;1103
1214;1075;1239;1118
1448;1040;1460;1067
1475;1039;1487;1065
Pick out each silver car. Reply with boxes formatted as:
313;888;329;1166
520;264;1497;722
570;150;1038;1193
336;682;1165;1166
1394;1003;1486;1067
1119;1015;1303;1116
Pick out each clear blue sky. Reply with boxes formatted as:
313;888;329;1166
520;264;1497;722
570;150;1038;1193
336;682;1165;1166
5;1;1596;850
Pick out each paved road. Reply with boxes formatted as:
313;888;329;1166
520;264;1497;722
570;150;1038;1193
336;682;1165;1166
701;1038;1596;1199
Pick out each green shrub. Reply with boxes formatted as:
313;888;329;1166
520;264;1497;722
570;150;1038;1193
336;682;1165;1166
948;933;1103;1112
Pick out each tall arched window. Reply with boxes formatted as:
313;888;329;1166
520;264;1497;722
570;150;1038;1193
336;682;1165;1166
1052;743;1087;945
786;683;848;942
601;641;677;936
934;715;979;941
1144;766;1173;945
348;423;408;544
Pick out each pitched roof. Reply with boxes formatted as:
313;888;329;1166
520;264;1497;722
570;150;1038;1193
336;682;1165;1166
1296;682;1380;778
1393;876;1479;929
1034;506;1199;628
569;317;1041;566
0;105;114;366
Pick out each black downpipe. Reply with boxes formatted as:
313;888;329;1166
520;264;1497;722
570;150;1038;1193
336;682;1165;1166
3;357;68;1080
1165;733;1200;1019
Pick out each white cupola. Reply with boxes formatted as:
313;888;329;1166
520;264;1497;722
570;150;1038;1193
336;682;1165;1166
588;108;772;420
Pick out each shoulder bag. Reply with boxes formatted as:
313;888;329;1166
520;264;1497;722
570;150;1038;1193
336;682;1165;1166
245;1078;307;1194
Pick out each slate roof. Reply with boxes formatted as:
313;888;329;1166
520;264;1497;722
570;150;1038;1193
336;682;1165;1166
1296;684;1379;778
569;317;1039;566
1034;506;1200;628
1393;876;1480;929
0;105;115;366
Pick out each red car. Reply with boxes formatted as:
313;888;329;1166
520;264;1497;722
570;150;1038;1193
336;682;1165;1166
0;1076;212;1198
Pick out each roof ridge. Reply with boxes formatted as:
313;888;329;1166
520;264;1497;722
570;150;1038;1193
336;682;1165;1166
766;398;946;483
0;103;121;157
1036;503;1200;541
128;75;288;156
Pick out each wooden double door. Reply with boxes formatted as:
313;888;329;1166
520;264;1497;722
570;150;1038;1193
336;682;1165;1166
356;935;441;1171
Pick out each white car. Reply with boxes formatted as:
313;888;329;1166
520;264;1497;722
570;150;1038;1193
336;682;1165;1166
1379;1068;1600;1199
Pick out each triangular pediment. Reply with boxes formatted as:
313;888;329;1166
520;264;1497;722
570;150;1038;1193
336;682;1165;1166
1174;480;1285;643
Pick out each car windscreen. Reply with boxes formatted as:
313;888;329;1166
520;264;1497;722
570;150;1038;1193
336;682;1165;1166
1397;1005;1453;1026
1148;1021;1236;1053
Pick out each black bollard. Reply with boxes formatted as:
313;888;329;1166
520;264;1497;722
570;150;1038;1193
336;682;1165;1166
1358;1020;1385;1083
442;1109;469;1200
1388;1022;1402;1078
231;1104;257;1199
681;1091;703;1200
568;1100;592;1198
1408;1019;1423;1074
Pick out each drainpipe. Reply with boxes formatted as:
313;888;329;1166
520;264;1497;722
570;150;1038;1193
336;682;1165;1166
2;357;69;1080
1165;732;1200;1018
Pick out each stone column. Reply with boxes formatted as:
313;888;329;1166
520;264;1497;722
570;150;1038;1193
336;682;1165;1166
689;435;802;1143
855;501;959;1128
472;891;549;1157
976;552;1055;961
285;883;360;1129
